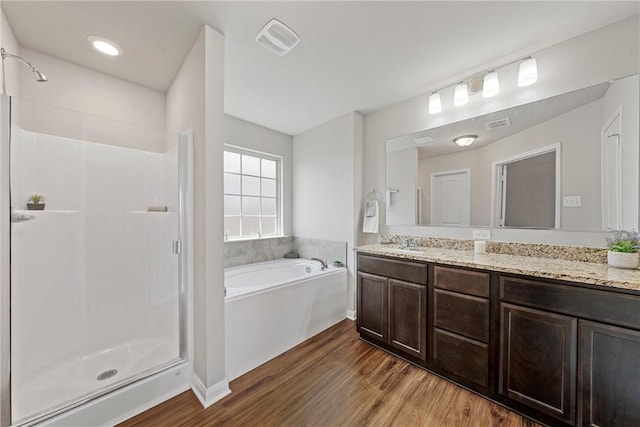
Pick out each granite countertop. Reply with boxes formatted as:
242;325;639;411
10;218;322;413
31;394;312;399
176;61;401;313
357;244;640;292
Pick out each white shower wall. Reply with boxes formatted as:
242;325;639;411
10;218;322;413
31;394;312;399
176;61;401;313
10;126;181;419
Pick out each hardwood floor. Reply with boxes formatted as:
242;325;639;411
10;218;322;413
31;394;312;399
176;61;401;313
120;320;540;426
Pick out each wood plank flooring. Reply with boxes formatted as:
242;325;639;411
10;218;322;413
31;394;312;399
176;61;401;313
120;320;540;426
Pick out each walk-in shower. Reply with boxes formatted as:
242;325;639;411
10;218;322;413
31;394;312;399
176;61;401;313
0;95;191;426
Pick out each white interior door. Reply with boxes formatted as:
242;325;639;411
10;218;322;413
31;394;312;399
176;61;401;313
430;169;470;226
601;112;622;230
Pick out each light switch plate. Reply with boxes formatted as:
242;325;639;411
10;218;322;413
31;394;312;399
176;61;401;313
563;195;582;207
472;229;491;240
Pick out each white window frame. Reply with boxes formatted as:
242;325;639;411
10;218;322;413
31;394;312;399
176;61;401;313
223;144;283;240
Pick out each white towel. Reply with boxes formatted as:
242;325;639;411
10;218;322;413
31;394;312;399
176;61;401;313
363;200;379;233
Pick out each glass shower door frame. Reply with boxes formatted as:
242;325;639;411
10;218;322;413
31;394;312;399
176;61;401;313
1;94;12;427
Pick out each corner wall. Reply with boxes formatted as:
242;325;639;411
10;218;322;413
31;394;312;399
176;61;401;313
293;112;363;316
165;25;228;406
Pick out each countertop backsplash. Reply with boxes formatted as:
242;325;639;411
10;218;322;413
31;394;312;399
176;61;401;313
380;234;608;264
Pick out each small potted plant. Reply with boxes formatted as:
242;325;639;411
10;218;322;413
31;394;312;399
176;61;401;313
606;230;639;269
26;193;45;211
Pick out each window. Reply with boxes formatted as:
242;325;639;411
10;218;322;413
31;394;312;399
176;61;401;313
223;146;281;240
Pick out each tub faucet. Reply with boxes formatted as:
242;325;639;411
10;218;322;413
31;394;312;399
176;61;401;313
310;257;328;270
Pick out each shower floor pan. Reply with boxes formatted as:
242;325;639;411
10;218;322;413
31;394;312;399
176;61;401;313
12;336;177;423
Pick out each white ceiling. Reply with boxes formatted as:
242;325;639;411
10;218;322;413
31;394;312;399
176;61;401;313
2;1;639;136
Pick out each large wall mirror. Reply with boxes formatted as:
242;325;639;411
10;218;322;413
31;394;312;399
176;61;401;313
385;74;639;232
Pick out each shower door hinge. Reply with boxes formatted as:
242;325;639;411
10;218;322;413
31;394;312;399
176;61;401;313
172;240;182;254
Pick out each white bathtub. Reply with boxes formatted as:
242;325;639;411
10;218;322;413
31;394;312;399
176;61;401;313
225;258;347;380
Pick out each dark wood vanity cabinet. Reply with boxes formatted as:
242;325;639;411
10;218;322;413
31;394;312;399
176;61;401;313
578;321;640;427
356;252;640;427
499;275;640;427
432;266;491;389
357;255;427;361
499;303;577;424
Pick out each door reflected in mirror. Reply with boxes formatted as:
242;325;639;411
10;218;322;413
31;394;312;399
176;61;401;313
385;74;640;232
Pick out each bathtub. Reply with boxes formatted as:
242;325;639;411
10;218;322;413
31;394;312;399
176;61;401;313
225;258;347;380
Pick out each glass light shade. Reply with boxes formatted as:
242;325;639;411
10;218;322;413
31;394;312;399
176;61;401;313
453;82;468;106
482;71;500;97
518;57;538;87
428;92;442;114
453;135;477;147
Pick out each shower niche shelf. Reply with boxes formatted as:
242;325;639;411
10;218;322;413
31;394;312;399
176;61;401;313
13;209;79;214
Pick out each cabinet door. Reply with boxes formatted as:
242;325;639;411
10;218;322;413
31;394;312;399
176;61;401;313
499;303;577;424
579;321;640;427
357;272;388;342
388;279;427;360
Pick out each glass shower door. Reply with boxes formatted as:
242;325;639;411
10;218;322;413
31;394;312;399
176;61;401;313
9;97;184;424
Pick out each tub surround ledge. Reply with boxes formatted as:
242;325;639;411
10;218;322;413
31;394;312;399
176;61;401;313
357;244;640;291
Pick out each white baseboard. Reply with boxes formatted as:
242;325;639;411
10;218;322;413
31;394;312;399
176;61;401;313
191;373;231;409
346;309;357;320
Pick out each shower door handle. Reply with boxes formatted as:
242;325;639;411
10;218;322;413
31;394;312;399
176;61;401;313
11;213;35;223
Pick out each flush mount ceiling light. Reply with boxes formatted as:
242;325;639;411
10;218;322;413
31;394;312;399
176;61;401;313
453;135;477;147
427;56;538;115
428;92;442;114
482;71;500;97
453;82;469;106
87;36;122;56
518;57;538;87
256;19;300;56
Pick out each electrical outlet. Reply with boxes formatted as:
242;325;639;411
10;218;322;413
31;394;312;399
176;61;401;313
563;195;582;207
472;229;491;240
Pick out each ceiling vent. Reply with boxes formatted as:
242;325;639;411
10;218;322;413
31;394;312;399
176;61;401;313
485;117;512;130
414;136;435;145
256;19;300;56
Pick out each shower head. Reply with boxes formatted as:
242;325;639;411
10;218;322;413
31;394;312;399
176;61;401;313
1;47;47;82
32;68;47;82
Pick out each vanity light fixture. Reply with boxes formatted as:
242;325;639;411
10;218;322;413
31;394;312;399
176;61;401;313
482;70;500;97
453;135;477;147
87;36;122;56
428;92;442;114
518;57;538;87
453;82;469;106
427;56;538;115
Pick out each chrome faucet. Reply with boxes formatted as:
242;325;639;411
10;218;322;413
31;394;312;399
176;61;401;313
310;257;328;270
399;239;411;249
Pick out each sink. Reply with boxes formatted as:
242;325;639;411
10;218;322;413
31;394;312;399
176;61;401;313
395;246;425;253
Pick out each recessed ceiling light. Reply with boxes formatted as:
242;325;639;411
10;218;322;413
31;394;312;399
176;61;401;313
87;36;122;56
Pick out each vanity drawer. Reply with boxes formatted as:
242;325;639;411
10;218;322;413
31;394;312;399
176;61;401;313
500;276;640;329
434;265;490;297
434;289;489;342
358;254;428;284
433;328;488;388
